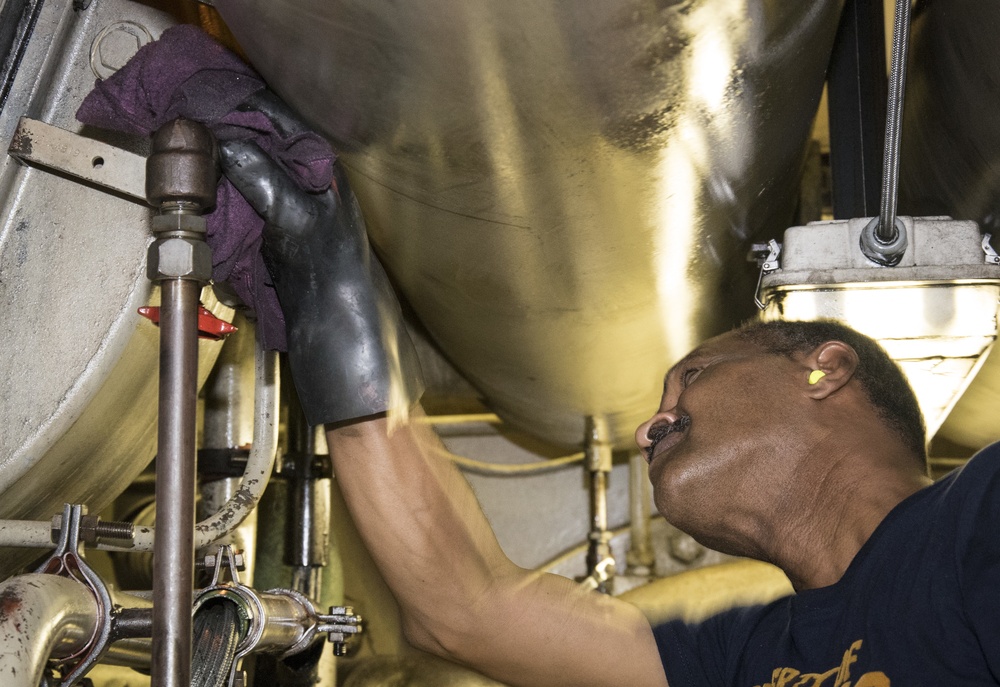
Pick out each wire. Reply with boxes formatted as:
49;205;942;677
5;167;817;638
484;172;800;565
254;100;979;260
419;412;588;475
435;445;586;476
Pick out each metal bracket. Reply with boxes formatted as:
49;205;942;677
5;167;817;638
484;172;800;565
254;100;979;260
207;543;246;587
983;234;1000;265
750;239;782;309
36;504;115;687
318;605;363;657
7;117;148;202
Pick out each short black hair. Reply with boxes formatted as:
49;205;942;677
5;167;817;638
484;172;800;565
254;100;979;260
733;319;927;466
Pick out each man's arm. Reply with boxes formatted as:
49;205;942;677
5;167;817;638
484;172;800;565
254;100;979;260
219;124;668;686
327;412;669;687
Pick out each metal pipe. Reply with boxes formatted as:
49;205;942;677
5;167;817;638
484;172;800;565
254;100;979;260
626;452;655;576
0;341;278;552
146;118;218;687
0;574;99;687
200;321;260;582
584;417;615;593
152;276;202;687
191;344;278;550
193;585;357;659
285;388;331;600
0;518;52;546
826;0;888;219
200;477;259;583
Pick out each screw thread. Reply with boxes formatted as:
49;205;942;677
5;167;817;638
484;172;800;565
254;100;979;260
96;520;135;541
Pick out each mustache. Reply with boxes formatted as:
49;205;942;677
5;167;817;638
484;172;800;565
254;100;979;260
645;415;691;459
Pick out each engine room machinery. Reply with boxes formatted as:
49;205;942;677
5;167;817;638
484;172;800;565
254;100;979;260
1;0;999;685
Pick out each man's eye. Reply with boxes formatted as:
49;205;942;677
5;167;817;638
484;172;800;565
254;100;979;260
682;368;702;388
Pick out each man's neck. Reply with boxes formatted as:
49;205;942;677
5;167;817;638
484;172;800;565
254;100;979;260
769;455;932;591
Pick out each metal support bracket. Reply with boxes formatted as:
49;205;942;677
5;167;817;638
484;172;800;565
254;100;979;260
35;504;115;687
750;239;782;309
7;117;148;202
983;234;1000;265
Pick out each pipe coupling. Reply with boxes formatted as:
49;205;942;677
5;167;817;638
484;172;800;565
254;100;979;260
193;584;362;660
860;215;908;267
145;119;218;210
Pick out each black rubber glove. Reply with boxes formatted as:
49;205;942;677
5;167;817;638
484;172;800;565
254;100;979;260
219;96;423;426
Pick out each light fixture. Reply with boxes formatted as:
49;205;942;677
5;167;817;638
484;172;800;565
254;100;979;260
757;216;1000;439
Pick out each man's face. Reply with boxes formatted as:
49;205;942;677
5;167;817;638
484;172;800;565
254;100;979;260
634;332;804;542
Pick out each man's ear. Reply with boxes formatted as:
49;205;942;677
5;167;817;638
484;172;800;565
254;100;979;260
802;340;858;399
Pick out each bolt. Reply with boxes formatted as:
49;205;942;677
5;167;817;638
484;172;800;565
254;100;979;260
51;514;135;545
198;551;246;571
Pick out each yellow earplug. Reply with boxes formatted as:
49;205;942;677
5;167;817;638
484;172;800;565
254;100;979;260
808;370;826;385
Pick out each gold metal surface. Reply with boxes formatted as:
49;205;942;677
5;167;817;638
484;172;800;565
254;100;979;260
215;0;842;448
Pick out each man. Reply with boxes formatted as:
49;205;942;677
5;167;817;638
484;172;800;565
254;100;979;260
220;108;1000;686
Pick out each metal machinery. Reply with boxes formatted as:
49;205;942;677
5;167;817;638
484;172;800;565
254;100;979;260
1;0;999;685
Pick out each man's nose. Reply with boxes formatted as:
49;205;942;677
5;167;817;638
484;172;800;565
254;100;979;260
635;407;681;450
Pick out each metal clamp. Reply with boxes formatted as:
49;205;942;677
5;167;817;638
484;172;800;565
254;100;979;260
194;545;364;670
51;512;134;548
36;504;115;687
750;239;781;309
983;234;1000;265
318;605;363;657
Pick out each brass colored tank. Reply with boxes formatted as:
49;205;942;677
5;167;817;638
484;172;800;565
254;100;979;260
215;0;843;448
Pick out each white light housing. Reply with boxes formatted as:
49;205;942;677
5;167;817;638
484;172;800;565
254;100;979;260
759;216;1000;440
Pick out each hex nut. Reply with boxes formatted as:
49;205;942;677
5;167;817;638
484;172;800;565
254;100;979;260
147;237;213;281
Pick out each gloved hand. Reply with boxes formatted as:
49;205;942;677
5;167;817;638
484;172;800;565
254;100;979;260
219;91;423;426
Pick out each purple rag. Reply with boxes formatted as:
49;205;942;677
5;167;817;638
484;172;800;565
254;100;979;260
77;24;336;351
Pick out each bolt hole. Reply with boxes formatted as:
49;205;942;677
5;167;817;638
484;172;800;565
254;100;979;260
92;156;104;169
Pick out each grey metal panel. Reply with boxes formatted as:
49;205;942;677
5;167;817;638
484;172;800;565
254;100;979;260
0;0;226;576
216;0;843;448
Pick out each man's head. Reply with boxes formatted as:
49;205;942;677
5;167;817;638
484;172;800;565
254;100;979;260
634;319;927;554
732;320;926;461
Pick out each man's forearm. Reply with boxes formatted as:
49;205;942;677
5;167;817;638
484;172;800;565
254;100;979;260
325;409;670;687
326;409;517;655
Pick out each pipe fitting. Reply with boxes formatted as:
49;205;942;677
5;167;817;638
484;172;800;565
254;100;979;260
860;215;908;266
0;574;99;687
146;234;213;281
145;119;219;210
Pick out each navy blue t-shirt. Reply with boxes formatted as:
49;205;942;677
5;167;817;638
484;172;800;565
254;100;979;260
653;443;1000;686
